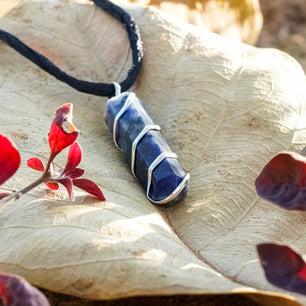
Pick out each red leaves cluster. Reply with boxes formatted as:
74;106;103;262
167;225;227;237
39;104;105;200
0;103;105;202
0;103;105;305
30;103;104;201
28;142;105;201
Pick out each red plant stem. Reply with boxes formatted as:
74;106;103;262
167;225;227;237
17;172;50;196
0;153;55;204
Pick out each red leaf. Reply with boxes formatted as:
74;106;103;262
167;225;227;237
64;168;85;179
48;104;78;157
257;243;306;295
0;272;50;306
0;193;9;200
58;177;74;201
53;103;75;127
73;178;105;201
49;122;78;158
27;158;45;171
255;152;306;210
45;182;59;190
0;135;21;186
64;142;82;172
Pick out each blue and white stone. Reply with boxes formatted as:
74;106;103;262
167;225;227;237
104;92;189;205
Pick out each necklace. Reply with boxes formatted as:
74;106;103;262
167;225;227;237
0;0;189;206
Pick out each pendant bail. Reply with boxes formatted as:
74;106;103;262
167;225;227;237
112;82;121;96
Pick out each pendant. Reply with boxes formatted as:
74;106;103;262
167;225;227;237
104;85;190;206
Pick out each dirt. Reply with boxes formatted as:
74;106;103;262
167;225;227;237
27;291;262;306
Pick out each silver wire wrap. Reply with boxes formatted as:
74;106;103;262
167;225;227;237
111;91;190;204
131;124;161;177
146;152;190;204
112;82;121;96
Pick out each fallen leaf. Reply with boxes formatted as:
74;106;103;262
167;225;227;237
0;0;305;305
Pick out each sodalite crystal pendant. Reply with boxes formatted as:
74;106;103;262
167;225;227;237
104;90;190;206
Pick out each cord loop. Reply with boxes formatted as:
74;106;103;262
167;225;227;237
0;0;143;97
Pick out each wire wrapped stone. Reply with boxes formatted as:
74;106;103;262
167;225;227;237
104;91;190;205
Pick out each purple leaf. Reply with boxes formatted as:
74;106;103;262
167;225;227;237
255;152;306;210
0;272;50;306
64;168;85;179
257;243;306;295
58;177;74;201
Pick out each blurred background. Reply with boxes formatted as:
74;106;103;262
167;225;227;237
257;0;306;71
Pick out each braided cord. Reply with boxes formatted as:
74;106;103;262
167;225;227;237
0;0;143;97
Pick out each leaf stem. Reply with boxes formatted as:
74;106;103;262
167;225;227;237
17;172;50;196
0;153;54;204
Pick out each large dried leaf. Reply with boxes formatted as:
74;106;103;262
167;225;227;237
0;0;305;305
128;0;263;44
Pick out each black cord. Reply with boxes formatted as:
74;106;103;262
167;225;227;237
0;0;143;97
